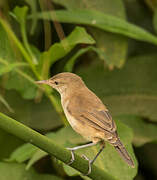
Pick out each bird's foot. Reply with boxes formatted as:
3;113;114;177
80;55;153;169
66;148;75;165
81;154;93;176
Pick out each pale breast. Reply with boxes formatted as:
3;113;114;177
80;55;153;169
61;98;104;142
61;99;78;130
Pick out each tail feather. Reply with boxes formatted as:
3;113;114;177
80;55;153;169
114;138;135;168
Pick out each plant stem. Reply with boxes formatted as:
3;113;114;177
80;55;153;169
0;18;66;124
0;18;40;79
21;18;37;65
0;112;117;180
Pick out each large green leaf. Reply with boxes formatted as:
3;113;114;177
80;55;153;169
117;115;157;147
0;91;62;130
53;0;127;68
56;122;137;180
37;26;95;76
11;113;157;167
0;162;63;180
77;54;157;122
6;143;39;163
47;26;95;66
29;9;157;45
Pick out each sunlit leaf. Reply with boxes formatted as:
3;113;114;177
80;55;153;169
53;0;127;68
47;26;95;66
37;26;95;75
29;9;157;45
13;6;28;25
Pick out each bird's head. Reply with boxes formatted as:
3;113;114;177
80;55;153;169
36;72;85;94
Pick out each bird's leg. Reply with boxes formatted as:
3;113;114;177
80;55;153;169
66;142;97;165
81;144;105;176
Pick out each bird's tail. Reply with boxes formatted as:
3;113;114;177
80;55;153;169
113;137;134;168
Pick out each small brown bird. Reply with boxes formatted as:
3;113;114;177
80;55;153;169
36;72;134;175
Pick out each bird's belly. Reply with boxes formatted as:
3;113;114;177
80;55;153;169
62;102;81;132
62;100;103;142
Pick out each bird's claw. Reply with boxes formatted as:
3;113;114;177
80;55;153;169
66;148;75;165
81;154;93;176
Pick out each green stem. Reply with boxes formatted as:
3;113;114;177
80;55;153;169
0;18;40;79
0;113;117;180
0;18;66;124
21;20;37;65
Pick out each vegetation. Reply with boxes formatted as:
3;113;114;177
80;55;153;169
0;0;157;179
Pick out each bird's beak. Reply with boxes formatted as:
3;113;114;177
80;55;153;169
35;80;50;85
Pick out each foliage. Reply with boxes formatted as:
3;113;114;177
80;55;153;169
0;0;157;179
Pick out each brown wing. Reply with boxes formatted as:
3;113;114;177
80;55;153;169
67;91;116;134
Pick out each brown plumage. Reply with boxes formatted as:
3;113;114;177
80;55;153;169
36;72;134;174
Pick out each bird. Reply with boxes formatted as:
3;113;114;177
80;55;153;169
36;72;134;175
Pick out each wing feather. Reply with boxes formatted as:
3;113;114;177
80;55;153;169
66;93;116;133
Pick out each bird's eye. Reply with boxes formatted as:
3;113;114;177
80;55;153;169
54;81;59;85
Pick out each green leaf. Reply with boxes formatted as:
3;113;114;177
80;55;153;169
56;122;137;180
13;6;28;25
29;9;157;45
4;69;37;99
46;26;95;66
0;21;37;99
37;26;95;76
16;124;137;180
1;91;62;130
26;150;47;170
0;162;63;180
0;112;129;179
64;46;107;72
117;115;157;147
46;126;87;145
0;59;28;76
6;143;38;163
53;0;127;68
10;126;86;168
77;54;157;122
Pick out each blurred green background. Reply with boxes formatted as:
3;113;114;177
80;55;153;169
0;0;157;179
